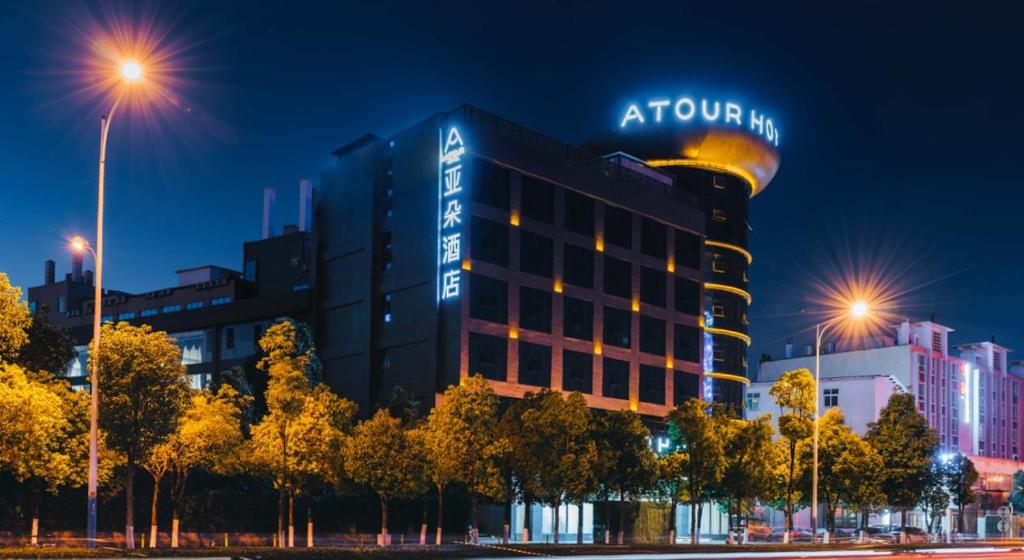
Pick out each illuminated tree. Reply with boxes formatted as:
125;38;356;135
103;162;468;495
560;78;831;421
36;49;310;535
16;307;76;377
419;375;508;544
836;432;886;532
768;368;815;536
713;411;775;542
93;322;189;549
920;461;949;534
1011;470;1024;513
866;392;938;529
592;409;656;544
666;398;724;544
344;409;427;542
142;385;251;547
944;454;978;533
656;450;686;543
0;273;31;364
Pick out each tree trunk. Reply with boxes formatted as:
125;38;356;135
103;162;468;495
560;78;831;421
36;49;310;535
125;465;136;550
697;502;704;543
307;501;314;548
30;484;40;547
604;496;611;544
277;486;286;548
171;506;180;548
523;498;531;543
471;494;479;545
436;485;444;545
577;501;584;544
553;498;560;544
957;501;965;533
669;500;677;545
617;491;625;544
380;498;389;544
149;475;160;548
288;492;294;547
690;501;697;544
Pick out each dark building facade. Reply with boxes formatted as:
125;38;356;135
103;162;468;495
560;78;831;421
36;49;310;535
27;196;315;389
317;102;779;413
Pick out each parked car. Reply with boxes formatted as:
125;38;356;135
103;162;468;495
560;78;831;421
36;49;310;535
890;526;927;543
863;526;896;543
746;518;772;542
770;527;813;542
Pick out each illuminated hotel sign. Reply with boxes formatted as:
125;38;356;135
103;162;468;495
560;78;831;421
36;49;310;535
437;126;465;301
619;96;780;147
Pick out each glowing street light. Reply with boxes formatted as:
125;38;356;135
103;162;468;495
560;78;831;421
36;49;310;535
121;60;143;82
811;299;872;543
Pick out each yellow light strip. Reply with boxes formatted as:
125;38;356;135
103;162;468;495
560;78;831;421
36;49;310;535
704;240;753;264
645;158;763;197
704;326;752;345
704;282;752;304
704;372;752;386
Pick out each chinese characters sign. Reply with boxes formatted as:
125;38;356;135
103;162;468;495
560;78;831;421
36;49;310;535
438;126;465;301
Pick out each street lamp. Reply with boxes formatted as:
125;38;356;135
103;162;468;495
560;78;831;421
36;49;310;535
79;58;144;548
811;300;870;543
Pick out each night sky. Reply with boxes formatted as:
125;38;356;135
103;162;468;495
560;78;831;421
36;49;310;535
1;1;1020;374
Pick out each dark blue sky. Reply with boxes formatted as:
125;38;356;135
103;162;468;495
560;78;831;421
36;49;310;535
1;1;1021;365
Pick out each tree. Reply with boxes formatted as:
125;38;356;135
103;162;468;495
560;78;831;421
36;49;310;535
835;432;886;533
93;322;189;549
500;390;596;544
141;384;251;547
16;307;76;376
666;398;725;544
419;375;508;545
0;273;31;364
592;409;657;544
713;412;775;543
656;451;686;544
944;454;978;533
768;368;815;538
866;392;938;530
345;409;427;542
1011;470;1024;513
920;461;949;534
246;320;354;547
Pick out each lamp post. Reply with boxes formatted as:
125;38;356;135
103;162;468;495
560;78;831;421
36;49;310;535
811;300;869;543
76;59;144;548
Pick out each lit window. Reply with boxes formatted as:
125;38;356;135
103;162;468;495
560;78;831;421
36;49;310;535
292;283;311;292
746;391;760;411
712;253;725;273
101;315;113;323
712;304;725;318
28;301;36;313
211;296;232;306
187;301;203;310
162;304;181;314
713;176;727;190
824;388;839;407
712;209;727;222
141;308;158;317
118;311;137;320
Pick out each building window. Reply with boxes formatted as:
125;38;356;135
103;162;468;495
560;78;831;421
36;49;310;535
290;256;300;267
640;218;667;260
468;332;507;381
101;315;113;323
994;351;1002;371
187;301;203;310
932;330;942;353
604;206;633;249
674;277;701;316
712;209;727;222
674;229;701;270
472;161;510;210
640;266;666;307
58;296;66;313
824;387;839;407
711;253;725;273
674;371;699;405
674;324;701;363
603;255;632;299
602;357;629;400
162;304;181;314
563;350;593;394
639;315;666;356
292;283;311;292
28;300;36;313
713;175;727;189
639;365;665;405
521;176;555;224
746;392;761;411
519;230;553;278
518;341;551;387
519;286;552;333
244;259;257;282
563;244;594;288
469;273;508;324
141;308;158;317
225;327;235;350
563;297;593;341
118;311;136;320
381;294;392;324
564;190;594;237
713;304;726;318
603;305;631;349
471;216;509;267
211;296;232;306
380;351;391;370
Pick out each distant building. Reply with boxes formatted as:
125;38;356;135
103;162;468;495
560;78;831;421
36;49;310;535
27;184;315;390
753;318;1023;534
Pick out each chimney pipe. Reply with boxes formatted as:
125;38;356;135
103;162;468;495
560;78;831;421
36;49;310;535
44;260;55;285
262;187;277;239
71;253;83;283
298;179;314;232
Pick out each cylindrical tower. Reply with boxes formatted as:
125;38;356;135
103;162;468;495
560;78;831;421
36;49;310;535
587;95;781;408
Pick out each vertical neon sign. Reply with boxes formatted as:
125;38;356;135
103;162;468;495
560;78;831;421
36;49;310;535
702;309;715;402
438;126;465;302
